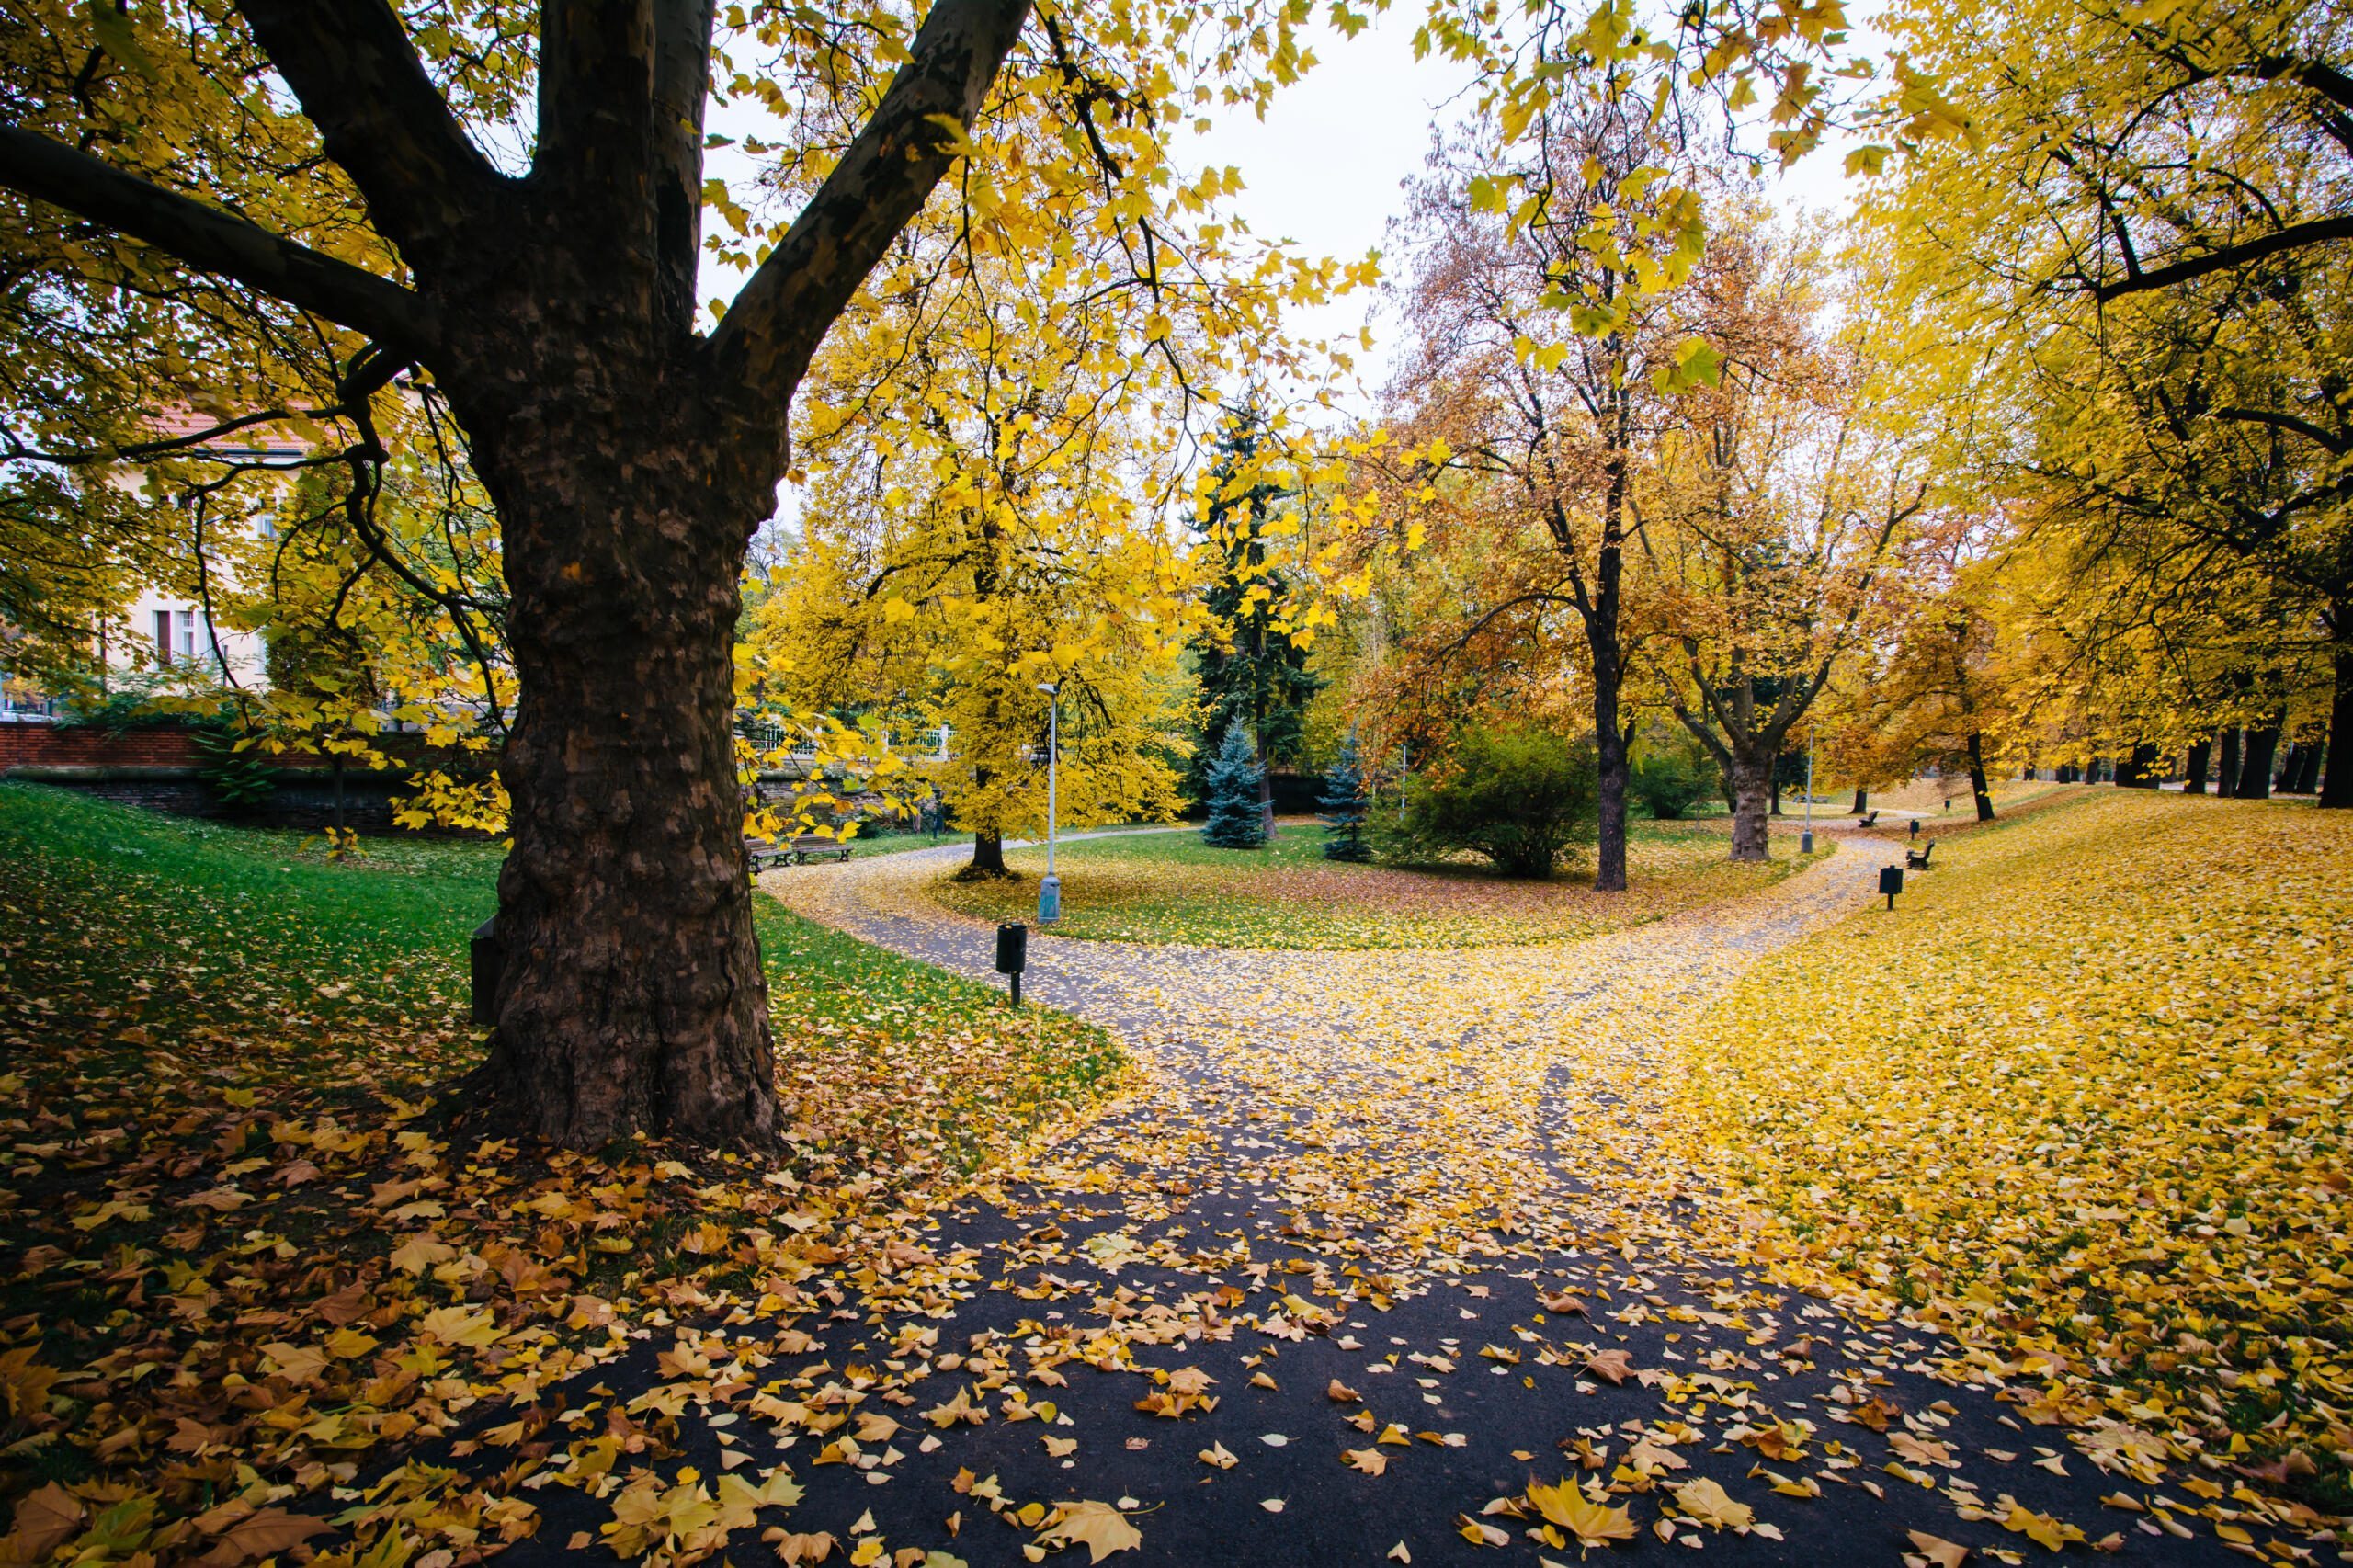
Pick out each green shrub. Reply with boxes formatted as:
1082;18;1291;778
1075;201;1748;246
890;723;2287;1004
1632;738;1717;820
1392;724;1597;878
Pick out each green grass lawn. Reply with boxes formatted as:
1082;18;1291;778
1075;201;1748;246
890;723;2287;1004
927;817;1829;949
0;784;1117;1177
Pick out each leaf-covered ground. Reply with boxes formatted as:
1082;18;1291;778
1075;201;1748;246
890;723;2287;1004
924;820;1823;949
0;785;1118;1566
1669;790;2353;1513
5;784;2344;1568
762;826;2336;1567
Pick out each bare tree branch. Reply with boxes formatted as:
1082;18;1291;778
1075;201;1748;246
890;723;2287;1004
708;0;1032;415
2095;214;2353;301
0;126;442;354
233;0;508;268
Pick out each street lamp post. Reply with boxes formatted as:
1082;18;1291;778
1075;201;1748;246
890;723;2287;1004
1036;681;1061;923
1802;726;1815;856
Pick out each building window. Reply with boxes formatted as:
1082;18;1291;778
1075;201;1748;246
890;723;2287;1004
153;608;197;665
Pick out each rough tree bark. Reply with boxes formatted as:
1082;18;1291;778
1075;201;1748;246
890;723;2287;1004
2327;611;2353;809
1726;754;1771;860
2220;729;2243;799
1964;733;1995;820
2315;621;2353;805
0;0;1037;1146
2294;741;2324;795
2183;739;2211;794
2239;715;2282;800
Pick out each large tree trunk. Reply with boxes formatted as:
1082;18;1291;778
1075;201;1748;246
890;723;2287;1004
2220;729;2243;799
2116;742;2160;789
2183;739;2211;794
1965;733;1995;820
1590;658;1629;891
1849;786;1868;815
2238;717;2281;800
969;831;1006;875
1727;751;1771;862
480;421;778;1149
2326;622;2353;809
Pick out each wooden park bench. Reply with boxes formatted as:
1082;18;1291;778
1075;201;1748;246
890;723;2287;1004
1904;840;1936;870
1857;809;1881;827
745;835;854;871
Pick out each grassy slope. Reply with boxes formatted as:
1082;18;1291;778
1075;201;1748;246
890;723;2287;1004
0;784;1118;1180
928;818;1829;949
1671;789;2353;1490
0;785;1119;1540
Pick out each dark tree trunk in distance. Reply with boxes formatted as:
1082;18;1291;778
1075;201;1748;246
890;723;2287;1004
1849;787;1868;815
2239;719;2281;799
2290;743;2322;794
2116;743;2160;788
1965;733;1995;820
2326;614;2353;808
2221;730;2243;798
1769;771;1782;815
2183;739;2211;794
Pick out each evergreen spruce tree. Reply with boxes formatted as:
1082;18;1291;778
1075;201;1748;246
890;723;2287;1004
1190;405;1324;835
1200;726;1269;848
1319;728;1372;861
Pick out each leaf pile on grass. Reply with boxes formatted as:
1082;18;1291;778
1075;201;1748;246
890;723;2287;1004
1671;790;2353;1516
926;822;1825;949
0;786;1118;1565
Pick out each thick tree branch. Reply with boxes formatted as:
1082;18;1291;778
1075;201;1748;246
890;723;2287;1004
652;0;719;333
2210;403;2351;454
233;0;506;269
0;126;441;354
709;0;1032;414
2096;214;2353;300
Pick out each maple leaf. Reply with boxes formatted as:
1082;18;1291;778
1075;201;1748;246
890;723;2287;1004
1343;1447;1388;1475
1906;1530;1969;1567
6;1483;85;1562
1999;1499;2085;1551
1669;1478;1754;1531
193;1509;330;1567
1034;1501;1141;1563
1527;1478;1638;1547
923;1387;986;1428
1583;1348;1634;1384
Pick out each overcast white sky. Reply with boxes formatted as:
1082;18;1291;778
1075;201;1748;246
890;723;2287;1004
1175;10;1862;412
